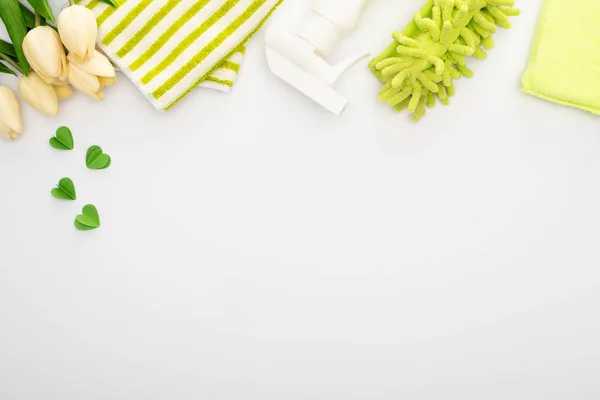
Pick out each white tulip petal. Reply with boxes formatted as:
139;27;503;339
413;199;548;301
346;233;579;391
18;72;59;116
22;26;66;83
52;77;69;86
54;84;73;99
68;50;115;78
0;120;16;140
68;63;102;99
0;120;21;139
58;5;98;61
59;51;68;81
0;86;23;137
86;19;97;61
99;76;117;87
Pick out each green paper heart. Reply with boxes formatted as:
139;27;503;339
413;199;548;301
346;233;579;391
86;145;111;170
75;204;100;231
49;126;74;150
51;177;76;200
86;145;100;162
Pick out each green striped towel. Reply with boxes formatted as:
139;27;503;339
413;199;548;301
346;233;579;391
73;0;282;110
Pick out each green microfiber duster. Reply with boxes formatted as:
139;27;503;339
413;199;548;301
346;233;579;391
522;0;600;115
369;0;519;121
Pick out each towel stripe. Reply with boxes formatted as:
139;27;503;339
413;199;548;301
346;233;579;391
103;0;152;45
221;60;240;72
164;0;280;109
141;0;240;85
97;0;126;26
129;0;210;72
85;0;101;10
205;76;233;87
115;0;183;58
77;0;281;109
153;0;266;98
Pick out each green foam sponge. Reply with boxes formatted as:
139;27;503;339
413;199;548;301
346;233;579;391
370;0;519;121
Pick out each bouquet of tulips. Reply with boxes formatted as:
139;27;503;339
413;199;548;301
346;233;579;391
0;0;117;140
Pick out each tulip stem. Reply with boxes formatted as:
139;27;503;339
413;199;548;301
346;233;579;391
35;12;41;27
0;52;23;74
68;0;75;4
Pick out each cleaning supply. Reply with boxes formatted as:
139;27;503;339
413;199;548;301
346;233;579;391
265;0;371;115
73;0;282;110
370;0;519;121
522;0;600;115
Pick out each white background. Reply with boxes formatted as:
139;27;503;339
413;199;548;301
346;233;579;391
1;0;600;398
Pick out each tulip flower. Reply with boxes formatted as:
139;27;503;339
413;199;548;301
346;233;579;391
52;78;69;86
0;86;23;140
22;26;68;84
99;76;117;88
67;50;115;80
66;50;116;100
53;84;73;100
18;71;59;116
67;62;103;100
58;5;98;61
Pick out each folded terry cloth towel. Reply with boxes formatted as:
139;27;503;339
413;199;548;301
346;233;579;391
522;0;600;115
73;0;282;110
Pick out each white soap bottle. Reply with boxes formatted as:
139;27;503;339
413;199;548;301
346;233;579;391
300;0;371;56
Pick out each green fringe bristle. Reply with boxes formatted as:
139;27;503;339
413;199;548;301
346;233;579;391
370;0;519;122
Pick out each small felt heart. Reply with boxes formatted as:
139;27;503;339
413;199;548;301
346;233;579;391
75;204;100;230
74;220;97;231
86;145;100;164
49;126;74;150
51;177;76;200
86;145;111;170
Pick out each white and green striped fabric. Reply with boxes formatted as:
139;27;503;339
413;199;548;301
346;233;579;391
73;0;282;110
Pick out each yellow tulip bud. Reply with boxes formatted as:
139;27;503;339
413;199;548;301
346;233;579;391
52;77;69;86
22;26;68;84
18;72;59;116
67;50;115;78
53;84;73;100
99;76;116;88
58;5;98;61
67;62;103;100
0;86;23;140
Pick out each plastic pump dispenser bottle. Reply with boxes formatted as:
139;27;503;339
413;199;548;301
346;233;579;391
300;0;371;57
264;0;371;115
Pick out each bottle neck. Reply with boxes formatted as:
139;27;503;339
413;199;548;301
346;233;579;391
299;13;344;56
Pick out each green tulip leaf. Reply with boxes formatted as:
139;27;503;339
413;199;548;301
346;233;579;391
75;204;100;230
0;61;16;76
25;0;55;23
49;126;74;150
51;177;76;201
19;4;36;29
0;39;17;57
0;0;30;74
86;145;111;170
0;39;18;75
98;0;118;7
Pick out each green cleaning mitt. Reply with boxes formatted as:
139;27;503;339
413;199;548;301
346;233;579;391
370;0;519;121
522;0;600;115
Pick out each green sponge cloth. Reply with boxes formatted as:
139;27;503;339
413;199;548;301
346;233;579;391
370;0;519;121
522;0;600;115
